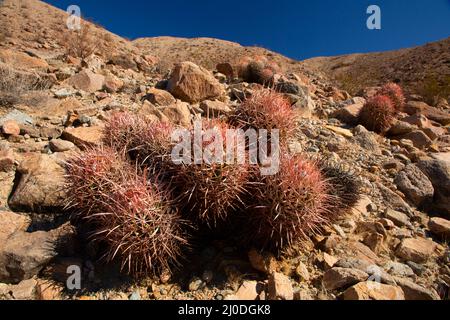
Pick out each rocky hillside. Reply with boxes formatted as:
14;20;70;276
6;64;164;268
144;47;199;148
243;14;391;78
0;0;449;301
302;37;450;103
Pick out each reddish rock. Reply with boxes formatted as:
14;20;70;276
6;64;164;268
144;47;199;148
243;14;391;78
0;49;48;70
234;281;261;300
62;126;104;148
67;70;105;93
0;148;15;172
216;62;234;79
343;281;405;300
103;75;124;93
404;101;450;125
428;217;450;238
2;120;20;136
0;211;31;242
396;237;437;263
143;88;176;106
167;61;224;103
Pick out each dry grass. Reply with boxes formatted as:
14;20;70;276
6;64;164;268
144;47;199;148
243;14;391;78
0;64;52;107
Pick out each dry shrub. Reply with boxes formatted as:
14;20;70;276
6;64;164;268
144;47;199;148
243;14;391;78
0;64;52;107
60;21;100;60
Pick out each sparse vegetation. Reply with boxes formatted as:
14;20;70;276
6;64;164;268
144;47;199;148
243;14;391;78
0;64;52;107
60;21;100;60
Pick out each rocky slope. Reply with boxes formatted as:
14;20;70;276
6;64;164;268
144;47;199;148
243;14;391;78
0;0;449;301
302;37;450;102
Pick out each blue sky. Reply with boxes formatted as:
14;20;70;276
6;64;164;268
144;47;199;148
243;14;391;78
43;0;450;60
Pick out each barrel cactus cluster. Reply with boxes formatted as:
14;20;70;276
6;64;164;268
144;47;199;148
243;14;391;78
358;83;406;134
65;88;361;276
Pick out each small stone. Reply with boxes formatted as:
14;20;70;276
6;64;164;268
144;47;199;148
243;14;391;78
323;253;338;270
428;217;450;238
295;262;310;281
129;291;141;300
0;148;15;172
9;278;37;300
396;237;437;263
49;139;75;152
268;272;294;300
188;277;203;292
325;125;353;138
384;209;412;228
322;268;368;291
384;261;415;277
234;281;260;300
343;282;405;300
394;277;440;300
199;100;231;117
2;120;20;136
143;88;176;106
62;126;103;149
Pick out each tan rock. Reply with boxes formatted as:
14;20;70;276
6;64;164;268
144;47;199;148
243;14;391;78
322;267;368;291
103;75;123;93
66;70;105;93
167;61;224;103
200;100;232;117
0;171;15;208
0;211;31;242
343;281;405;300
234;281;260;300
428;217;450;238
159;102;192;127
396;237;437;263
36;280;63;300
2;120;20;136
268;272;294;300
394;277;440;300
62;126;104;148
8;154;66;211
295;262;310;281
325;125;353;138
144;88;176;106
323;253;338;270
331;103;364;125
9;278;38;300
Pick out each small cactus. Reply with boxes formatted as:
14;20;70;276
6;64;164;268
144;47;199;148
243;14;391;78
229;88;296;141
237;56;280;85
241;154;331;252
378;82;405;111
172;119;249;227
358;95;397;134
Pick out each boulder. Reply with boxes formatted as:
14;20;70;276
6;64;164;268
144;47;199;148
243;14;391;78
394;164;434;208
8;154;66;212
1;120;20;136
199;100;232;117
103;75;123;93
66;70;105;93
143;88;176;106
332;103;364;125
49;139;76;153
404;101;450;126
62;126;104;149
396;237;437;263
322;267;368;291
343;282;405;300
167;62;224;103
0;211;31;242
397;131;432;149
417;158;450;216
0;231;56;284
234;281;261;300
394;277;440;300
384;209;412;228
428;217;450;238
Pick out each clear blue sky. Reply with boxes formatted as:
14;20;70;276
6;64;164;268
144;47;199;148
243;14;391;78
43;0;450;60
